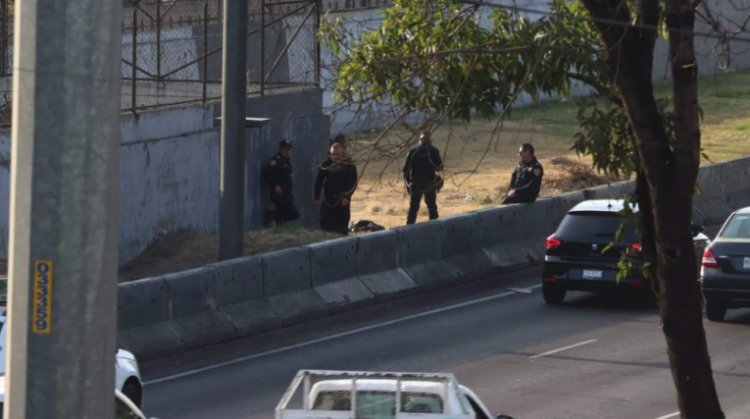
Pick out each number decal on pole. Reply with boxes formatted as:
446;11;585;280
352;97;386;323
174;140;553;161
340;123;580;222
32;260;54;334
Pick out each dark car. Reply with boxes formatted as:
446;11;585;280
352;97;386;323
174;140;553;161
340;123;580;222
701;206;750;321
542;199;708;304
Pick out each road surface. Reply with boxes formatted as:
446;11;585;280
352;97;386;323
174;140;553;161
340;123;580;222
140;268;750;418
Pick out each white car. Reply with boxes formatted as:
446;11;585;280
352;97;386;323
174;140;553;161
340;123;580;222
116;388;158;419
0;309;143;407
0;382;153;419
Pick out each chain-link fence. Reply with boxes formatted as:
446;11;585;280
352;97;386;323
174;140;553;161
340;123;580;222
0;0;12;126
0;0;320;124
122;0;320;112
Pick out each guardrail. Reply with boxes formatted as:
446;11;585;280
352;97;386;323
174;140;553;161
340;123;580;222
118;156;750;360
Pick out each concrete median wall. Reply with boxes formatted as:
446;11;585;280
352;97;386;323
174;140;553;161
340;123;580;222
118;156;750;360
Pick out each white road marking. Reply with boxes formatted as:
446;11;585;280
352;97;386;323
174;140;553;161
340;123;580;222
144;284;542;385
529;338;598;359
654;411;680;419
507;287;532;294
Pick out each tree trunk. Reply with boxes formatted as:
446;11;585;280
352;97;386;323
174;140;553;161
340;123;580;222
582;0;723;417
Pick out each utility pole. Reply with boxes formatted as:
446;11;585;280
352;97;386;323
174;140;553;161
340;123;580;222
219;0;249;260
5;1;122;418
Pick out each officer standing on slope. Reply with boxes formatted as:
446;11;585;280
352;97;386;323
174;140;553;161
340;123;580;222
262;140;300;226
314;143;358;235
403;131;444;224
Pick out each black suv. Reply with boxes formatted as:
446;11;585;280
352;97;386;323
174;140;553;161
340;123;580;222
542;200;642;304
542;199;708;304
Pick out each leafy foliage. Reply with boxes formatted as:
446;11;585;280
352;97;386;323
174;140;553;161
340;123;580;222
572;97;677;177
322;0;611;123
320;0;678;179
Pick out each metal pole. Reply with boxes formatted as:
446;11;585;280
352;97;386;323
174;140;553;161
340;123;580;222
132;6;138;112
5;0;122;417
156;0;162;81
0;0;7;76
203;0;208;105
260;0;266;95
315;0;321;84
219;0;248;260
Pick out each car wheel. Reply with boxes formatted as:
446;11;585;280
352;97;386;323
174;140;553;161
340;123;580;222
122;379;142;408
542;283;566;305
705;302;727;322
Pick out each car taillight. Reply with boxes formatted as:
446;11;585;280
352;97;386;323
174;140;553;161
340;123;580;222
628;280;644;287
546;235;562;250
702;247;720;268
631;243;642;251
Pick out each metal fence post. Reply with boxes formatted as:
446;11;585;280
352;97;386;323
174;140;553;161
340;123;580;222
260;0;266;95
315;0;321;84
0;0;7;76
132;5;137;112
156;0;162;81
203;0;209;105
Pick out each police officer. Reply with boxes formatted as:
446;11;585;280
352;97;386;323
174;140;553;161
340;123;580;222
262;140;300;226
314;143;358;235
502;143;543;204
330;133;348;152
403;131;443;225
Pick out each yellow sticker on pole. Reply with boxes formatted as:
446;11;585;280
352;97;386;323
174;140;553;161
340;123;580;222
32;260;53;334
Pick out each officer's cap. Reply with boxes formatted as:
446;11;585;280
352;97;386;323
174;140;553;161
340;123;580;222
279;140;294;149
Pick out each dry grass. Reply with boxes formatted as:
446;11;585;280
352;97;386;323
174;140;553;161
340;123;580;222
117;227;343;282
348;69;750;228
348;116;625;229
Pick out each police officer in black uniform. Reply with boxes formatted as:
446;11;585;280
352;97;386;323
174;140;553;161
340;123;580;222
502;143;543;204
403;131;444;224
314;143;358;235
262;140;300;226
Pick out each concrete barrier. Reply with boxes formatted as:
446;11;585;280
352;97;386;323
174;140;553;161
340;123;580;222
308;238;374;313
439;213;497;282
474;206;536;272
586;181;634;200
164;267;237;349
118;277;183;359
500;197;558;262
262;247;328;325
355;229;417;301
117;156;750;361
395;222;462;290
210;256;280;336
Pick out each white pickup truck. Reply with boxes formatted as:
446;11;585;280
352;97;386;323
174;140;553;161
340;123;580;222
275;370;513;419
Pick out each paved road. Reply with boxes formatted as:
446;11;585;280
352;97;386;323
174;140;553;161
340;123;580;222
140;268;750;419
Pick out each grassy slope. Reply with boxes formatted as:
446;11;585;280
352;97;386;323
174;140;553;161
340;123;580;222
349;69;750;229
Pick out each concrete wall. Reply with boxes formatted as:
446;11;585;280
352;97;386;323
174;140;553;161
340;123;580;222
0;88;330;264
117;156;750;361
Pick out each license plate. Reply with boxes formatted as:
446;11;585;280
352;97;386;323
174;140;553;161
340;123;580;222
744;257;750;270
582;269;603;280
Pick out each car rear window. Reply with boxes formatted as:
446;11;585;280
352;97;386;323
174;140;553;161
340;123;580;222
313;390;444;415
556;212;638;242
719;213;750;238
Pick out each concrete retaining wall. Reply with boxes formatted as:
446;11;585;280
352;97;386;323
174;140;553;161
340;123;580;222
117;156;750;360
0;89;330;264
